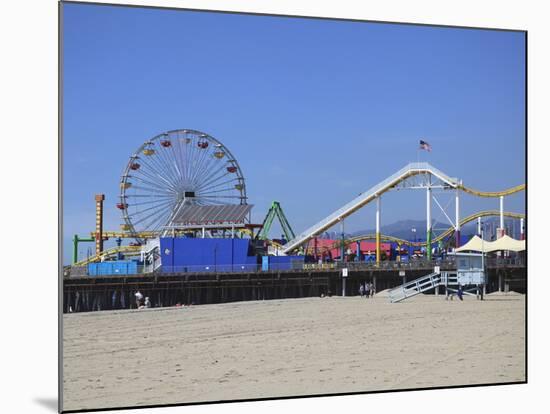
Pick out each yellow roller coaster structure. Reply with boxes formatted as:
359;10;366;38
458;184;525;198
73;245;143;267
304;210;525;254
89;231;160;240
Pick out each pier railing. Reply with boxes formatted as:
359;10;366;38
485;257;525;267
65;255;524;278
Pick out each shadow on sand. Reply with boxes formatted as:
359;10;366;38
34;397;58;412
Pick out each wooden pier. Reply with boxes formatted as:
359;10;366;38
62;262;525;313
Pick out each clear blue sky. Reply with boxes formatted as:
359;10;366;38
62;2;525;263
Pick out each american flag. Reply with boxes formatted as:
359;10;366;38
419;139;432;152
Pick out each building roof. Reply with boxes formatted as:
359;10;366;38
170;204;253;226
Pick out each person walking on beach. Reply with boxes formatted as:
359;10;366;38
144;297;151;308
369;282;375;298
364;282;370;299
457;285;464;301
111;290;117;309
134;290;144;308
359;283;365;298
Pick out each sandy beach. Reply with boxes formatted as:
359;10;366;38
63;294;525;411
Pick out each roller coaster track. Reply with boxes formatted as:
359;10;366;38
73;245;142;267
306;211;526;254
90;231;160;239
458;184;525;198
94;228;255;240
283;162;525;253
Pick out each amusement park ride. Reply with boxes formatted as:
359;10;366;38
282;162;525;261
71;129;526;270
256;201;296;242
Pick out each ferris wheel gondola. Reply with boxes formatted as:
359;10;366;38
119;129;247;242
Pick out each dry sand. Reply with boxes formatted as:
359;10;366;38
63;294;525;411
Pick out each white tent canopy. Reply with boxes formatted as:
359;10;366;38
455;234;525;253
485;235;526;252
455;235;489;253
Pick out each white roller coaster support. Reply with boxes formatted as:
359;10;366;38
282;162;459;254
340;219;345;261
426;179;432;260
500;195;504;230
455;191;460;232
376;196;381;264
455;190;460;247
477;217;482;236
520;218;524;239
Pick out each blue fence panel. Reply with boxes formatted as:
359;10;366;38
87;260;139;276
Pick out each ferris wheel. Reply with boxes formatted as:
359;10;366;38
118;129;247;240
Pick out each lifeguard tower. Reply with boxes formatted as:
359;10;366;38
442;252;485;299
387;251;486;303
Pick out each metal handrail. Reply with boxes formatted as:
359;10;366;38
66;254;523;278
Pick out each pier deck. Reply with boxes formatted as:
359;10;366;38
63;261;525;313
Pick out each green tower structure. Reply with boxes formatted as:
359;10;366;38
257;201;296;242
